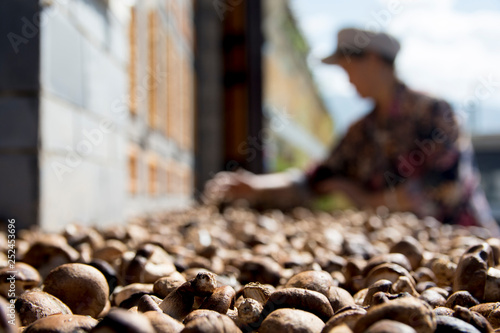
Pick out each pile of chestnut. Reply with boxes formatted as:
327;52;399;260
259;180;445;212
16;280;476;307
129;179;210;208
1;205;500;332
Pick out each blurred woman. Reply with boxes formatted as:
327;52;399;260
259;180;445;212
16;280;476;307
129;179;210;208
205;28;499;234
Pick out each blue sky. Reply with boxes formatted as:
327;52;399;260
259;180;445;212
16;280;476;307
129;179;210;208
289;0;500;136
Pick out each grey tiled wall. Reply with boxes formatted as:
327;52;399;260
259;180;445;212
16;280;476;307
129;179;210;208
0;0;40;92
0;0;40;229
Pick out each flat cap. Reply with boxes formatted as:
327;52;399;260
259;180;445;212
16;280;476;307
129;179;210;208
322;28;400;64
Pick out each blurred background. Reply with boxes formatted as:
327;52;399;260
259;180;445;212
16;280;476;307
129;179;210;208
0;0;498;231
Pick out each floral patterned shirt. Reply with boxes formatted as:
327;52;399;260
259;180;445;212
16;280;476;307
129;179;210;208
306;82;497;230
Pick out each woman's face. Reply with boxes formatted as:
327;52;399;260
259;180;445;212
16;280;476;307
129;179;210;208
338;53;379;98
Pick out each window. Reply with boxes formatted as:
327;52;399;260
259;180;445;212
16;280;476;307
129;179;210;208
162;163;168;195
148;11;158;128
166;160;173;194
167;34;184;144
183;58;193;150
128;149;138;194
183;166;192;196
148;155;158;196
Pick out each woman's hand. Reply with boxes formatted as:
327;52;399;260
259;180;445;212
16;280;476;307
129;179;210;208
203;170;258;205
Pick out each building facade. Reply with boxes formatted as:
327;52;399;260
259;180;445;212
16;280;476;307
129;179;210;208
263;0;333;172
1;0;194;231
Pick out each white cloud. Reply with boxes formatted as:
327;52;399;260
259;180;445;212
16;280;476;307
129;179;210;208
387;1;500;105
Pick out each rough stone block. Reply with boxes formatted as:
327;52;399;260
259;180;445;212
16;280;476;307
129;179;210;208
0;154;38;229
40;7;84;106
0;0;40;91
0;96;39;150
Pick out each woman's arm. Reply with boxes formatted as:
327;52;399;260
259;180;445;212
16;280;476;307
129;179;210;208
203;170;307;209
315;178;422;213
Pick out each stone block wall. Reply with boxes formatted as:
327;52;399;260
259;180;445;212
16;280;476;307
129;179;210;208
33;0;194;231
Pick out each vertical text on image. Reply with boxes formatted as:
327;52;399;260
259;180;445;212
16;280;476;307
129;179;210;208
6;219;17;325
